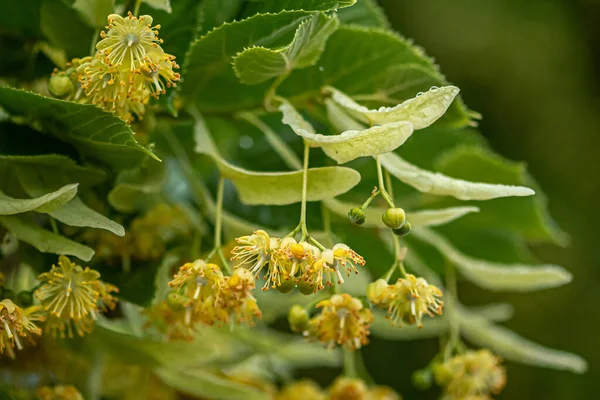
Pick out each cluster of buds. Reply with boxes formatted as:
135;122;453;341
297;293;374;350
48;12;179;123
367;274;443;328
276;377;400;400
34;256;118;338
231;230;365;294
87;203;191;263
434;349;507;399
150;259;261;340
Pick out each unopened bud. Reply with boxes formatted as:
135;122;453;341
348;207;366;226
288;304;309;333
382;208;406;229
392;221;412;237
412;367;434;390
48;75;74;98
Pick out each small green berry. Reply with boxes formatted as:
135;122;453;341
48;75;74;98
348;207;366;225
297;280;316;295
392;221;412;237
288;304;309;333
411;367;434;390
382;207;406;229
277;279;295;294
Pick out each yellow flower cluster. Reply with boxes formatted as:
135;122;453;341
151;259;261;339
231;230;365;293
367;274;443;328
434;349;506;400
89;203;191;263
50;12;179;123
34;255;118;338
0;299;42;358
308;293;373;350
276;378;401;400
36;385;84;400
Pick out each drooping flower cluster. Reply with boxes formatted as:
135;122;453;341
87;203;191;263
36;385;84;400
0;299;42;358
49;12;179;123
34;255;118;338
231;230;365;293
276;378;400;400
367;274;443;328
307;293;373;350
434;349;507;400
150;259;261;339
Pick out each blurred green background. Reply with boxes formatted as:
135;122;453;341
361;1;599;398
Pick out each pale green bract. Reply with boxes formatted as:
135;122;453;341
194;112;360;205
233;13;339;84
0;215;95;261
279;99;414;164
458;308;588;373
324;85;460;129
413;228;572;292
379;151;535;200
0;184;78;215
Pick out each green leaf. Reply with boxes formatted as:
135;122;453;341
241;0;356;15
434;145;567;244
197;0;244;35
155;368;271;400
0;87;158;170
279;99;414;164
0;183;78;215
49;197;124;236
280;26;474;128
325;85;460;129
412;228;572;292
379;152;535;200
108;161;166;213
324;198;479;229
458;308;587;374
0;215;94;261
40;0;96;58
182;11;313;109
8;156;123;235
337;0;390;28
194;115;360;205
143;0;171;13
73;0;115;28
233;13;339;84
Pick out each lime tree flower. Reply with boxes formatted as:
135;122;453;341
34;256;118;338
307;293;373;350
166;259;262;329
0;299;42;358
276;379;325;400
328;377;401;400
49;12;179;123
434;349;506;399
36;385;84;400
97;12;163;70
368;274;443;328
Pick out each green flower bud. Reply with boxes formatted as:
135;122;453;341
16;291;34;307
382;207;406;229
392;221;412;237
277;279;296;294
288;304;309;333
348;207;366;225
297;280;317;295
48;75;74;98
411;367;434;390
